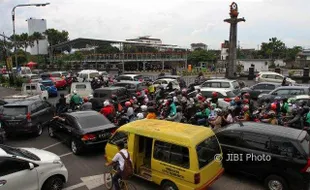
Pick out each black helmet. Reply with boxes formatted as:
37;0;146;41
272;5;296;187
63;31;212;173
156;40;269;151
291;108;298;115
176;106;182;112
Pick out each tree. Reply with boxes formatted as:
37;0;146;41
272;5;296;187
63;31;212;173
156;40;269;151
31;32;45;55
44;28;69;46
188;49;217;65
9;34;23;50
286;46;302;62
259;37;286;60
95;43;120;54
19;33;34;53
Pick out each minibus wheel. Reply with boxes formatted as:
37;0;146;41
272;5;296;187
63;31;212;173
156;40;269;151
161;181;178;190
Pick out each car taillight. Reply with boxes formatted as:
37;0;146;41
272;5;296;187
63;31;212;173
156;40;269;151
81;134;97;141
194;173;200;184
224;98;231;102
26;112;31;122
301;158;310;173
111;128;116;134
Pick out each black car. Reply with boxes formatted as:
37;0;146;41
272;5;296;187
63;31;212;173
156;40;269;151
2;99;54;137
92;87;130;106
47;111;117;155
216;122;310;190
258;86;310;105
0;122;5;143
111;81;147;96
240;82;281;99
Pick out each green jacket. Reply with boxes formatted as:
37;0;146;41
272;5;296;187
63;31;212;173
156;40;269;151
306;112;310;124
71;94;81;104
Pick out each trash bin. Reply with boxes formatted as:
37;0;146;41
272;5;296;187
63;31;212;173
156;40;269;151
275;68;281;74
303;67;309;83
248;67;254;80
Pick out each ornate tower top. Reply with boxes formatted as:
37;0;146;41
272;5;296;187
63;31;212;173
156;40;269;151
230;2;239;18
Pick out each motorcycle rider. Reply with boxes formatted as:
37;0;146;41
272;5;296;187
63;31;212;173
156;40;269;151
306;108;310;126
70;90;82;110
195;72;206;84
167;98;177;118
238;105;251;121
111;94;122;113
210;92;219;107
56;93;67;114
100;100;114;122
125;101;135;121
146;107;157;119
243;93;254;113
166;106;183;122
286;108;303;129
281;98;289;115
81;97;92;111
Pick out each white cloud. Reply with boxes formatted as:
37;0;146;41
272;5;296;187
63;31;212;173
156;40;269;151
0;0;309;49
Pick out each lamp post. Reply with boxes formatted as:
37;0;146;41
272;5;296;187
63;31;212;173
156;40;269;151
12;3;50;68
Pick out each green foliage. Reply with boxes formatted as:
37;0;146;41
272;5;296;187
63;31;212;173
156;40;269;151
286;46;302;62
0;75;6;84
288;70;295;77
259;37;287;59
44;29;69;46
188;49;217;64
95;43;120;54
14;76;27;87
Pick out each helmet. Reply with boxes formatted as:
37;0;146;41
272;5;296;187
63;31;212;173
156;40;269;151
243;99;249;104
73;90;77;94
198;95;204;101
144;89;149;94
83;97;88;102
212;92;218;98
136;91;141;97
234;96;240;102
270;103;277;111
181;88;187;94
111;94;117;101
141;105;148;112
125;101;131;107
137;113;144;119
104;100;110;107
243;93;250;99
243;105;249;112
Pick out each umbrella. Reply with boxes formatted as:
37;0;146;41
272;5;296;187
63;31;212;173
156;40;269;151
26;61;37;68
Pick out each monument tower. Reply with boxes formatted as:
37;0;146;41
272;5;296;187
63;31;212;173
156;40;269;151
224;2;245;78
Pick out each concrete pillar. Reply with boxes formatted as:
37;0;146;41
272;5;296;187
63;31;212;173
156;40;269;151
143;62;146;71
162;61;165;70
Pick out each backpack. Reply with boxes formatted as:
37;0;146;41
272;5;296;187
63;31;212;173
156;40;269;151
119;151;133;180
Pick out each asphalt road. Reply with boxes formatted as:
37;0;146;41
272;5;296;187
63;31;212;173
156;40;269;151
0;85;265;190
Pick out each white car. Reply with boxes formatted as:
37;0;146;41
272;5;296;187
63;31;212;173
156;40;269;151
0;144;68;190
115;74;144;82
201;88;236;110
66;82;93;104
255;72;296;84
199;79;240;95
152;78;180;90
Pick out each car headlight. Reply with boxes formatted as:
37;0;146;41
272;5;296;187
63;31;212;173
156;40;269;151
53;160;64;167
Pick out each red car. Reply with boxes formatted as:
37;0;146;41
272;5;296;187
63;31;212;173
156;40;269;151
50;77;67;89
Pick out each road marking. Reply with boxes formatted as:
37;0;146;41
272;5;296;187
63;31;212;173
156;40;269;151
63;174;105;190
59;152;73;158
42;142;63;150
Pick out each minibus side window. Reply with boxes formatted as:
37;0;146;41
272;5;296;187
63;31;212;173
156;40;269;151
196;135;221;169
109;132;128;146
153;141;190;169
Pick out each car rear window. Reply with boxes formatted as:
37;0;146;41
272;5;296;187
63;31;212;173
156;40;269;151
3;106;27;116
26;85;36;90
77;115;111;128
75;84;87;89
196;135;221;169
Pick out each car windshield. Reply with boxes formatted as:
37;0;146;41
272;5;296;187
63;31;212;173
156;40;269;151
0;145;40;161
77;115;111;128
196;135;221;169
3;106;27;116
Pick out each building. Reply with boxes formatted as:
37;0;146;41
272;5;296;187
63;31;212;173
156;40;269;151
126;36;162;44
27;18;48;55
296;49;310;67
190;43;207;51
220;40;229;60
237;59;270;72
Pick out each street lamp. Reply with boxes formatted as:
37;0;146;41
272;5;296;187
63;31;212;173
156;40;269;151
12;3;50;68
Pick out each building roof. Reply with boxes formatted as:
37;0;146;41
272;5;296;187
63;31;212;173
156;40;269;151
50;37;180;52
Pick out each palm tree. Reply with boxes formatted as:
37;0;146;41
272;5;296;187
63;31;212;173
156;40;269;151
31;32;45;55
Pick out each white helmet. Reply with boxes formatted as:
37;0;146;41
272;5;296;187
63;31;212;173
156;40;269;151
73;90;77;94
141;105;148;112
103;100;110;107
137;113;144;119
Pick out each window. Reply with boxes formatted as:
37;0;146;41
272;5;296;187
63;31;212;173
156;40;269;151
77;115;111;128
153;141;190;168
3;106;27;116
40;85;46;91
289;89;304;95
31;104;38;113
265;84;277;90
216;131;242;146
232;81;240;89
0;158;29;176
109;131;128;145
225;91;236;98
196;135;221;169
253;84;266;90
210;82;221;88
201;82;211;88
270;139;300;158
133;75;143;81
89;72;99;78
241;133;270;152
274;89;290;95
75;84;87;89
275;75;284;80
265;75;275;79
221;82;230;88
26;85;36;90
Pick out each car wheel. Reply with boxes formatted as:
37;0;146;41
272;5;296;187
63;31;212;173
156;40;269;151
264;175;288;190
48;126;55;138
71;139;82;155
35;123;43;136
161;181;178;190
42;176;64;190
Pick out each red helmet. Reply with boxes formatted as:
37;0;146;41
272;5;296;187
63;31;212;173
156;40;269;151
234;96;240;102
83;97;88;102
271;103;277;111
212;92;218;98
144;89;149;94
243;105;249;112
243;99;249;104
136;91;141;97
243;93;250;99
125;101;131;107
198;95;204;101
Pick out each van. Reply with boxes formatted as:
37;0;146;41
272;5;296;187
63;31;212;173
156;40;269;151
105;120;224;190
21;83;49;100
66;82;93;104
77;70;100;82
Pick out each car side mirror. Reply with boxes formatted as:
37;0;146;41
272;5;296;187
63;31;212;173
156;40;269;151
29;163;35;170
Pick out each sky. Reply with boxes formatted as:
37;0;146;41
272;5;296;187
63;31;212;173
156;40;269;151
0;0;309;50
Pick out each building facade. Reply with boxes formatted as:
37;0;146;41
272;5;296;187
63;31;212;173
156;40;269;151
220;40;229;60
190;43;207;51
126;36;162;44
27;18;48;55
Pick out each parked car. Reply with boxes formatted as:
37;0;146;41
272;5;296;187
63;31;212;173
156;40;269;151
47;111;117;155
115;74;144;82
41;80;58;97
2;99;54;137
66;82;93;104
200;79;240;95
216;122;310;190
152;78;180;90
201;88;236;110
0;144;68;190
256;71;296;85
258;86;310;105
111;81;147;96
49;77;67;89
239;82;281;99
